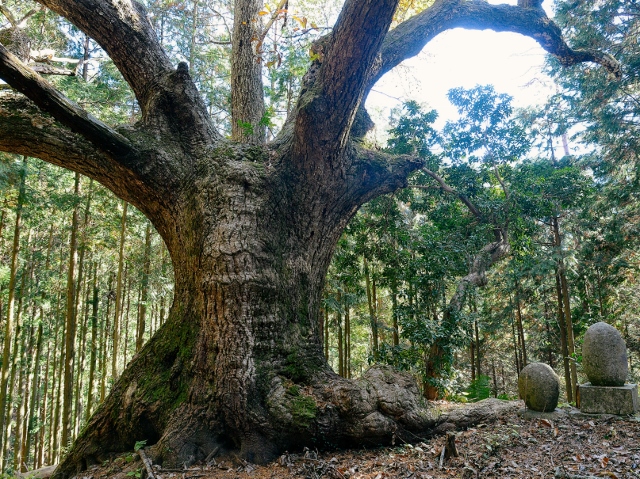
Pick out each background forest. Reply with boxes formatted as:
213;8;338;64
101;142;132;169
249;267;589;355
1;0;639;474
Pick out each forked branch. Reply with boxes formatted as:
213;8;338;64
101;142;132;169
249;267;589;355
292;0;400;158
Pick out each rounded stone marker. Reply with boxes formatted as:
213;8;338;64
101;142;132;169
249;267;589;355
518;362;560;412
582;321;628;387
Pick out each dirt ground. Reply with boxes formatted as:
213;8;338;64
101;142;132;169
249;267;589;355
37;400;640;479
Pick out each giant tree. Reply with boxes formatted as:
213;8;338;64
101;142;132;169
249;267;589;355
0;0;621;475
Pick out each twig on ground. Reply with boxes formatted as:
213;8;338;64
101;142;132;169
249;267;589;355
137;448;157;479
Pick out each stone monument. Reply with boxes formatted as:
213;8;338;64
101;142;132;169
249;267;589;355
518;362;560;412
579;321;638;415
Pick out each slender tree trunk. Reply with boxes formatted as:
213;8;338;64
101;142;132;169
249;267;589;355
491;360;498;398
23;321;43;471
364;258;379;359
61;172;81;451
514;291;527;368
136;222;152;352
543;299;555;368
36;332;51;469
474;319;481;377
111;200;128;381
552;216;577;402
230;0;265;143
73;272;91;438
12;313;32;471
18;273;40;469
52;254;66;464
0;206;5;245
470;340;476;382
336;292;344;377
85;263;99;423
391;284;399;347
9;252;34;472
559;267;578;400
0;157;26;461
345;306;351;379
100;273;114;402
45;309;61;466
511;313;521;375
595;267;606;319
188;0;198;72
555;272;572;402
123;268;131;365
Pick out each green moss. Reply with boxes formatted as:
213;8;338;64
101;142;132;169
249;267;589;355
285;384;317;427
245;145;268;163
290;395;316;426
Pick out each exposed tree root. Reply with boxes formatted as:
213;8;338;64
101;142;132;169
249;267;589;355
54;363;518;478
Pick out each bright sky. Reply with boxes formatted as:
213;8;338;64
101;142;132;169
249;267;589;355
365;2;557;136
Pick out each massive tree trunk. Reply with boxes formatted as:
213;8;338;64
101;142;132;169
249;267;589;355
0;0;621;475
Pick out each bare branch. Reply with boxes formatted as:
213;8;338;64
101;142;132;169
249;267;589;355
30;64;75;75
0;43;135;158
415;167;483;219
369;0;621;92
447;229;509;314
259;0;288;45
17;8;39;26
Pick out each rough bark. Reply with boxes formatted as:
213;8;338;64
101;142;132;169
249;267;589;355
0;0;619;475
231;0;265;143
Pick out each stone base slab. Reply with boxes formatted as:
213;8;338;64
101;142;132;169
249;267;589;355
578;383;638;415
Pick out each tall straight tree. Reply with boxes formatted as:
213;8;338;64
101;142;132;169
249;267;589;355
111;200;128;381
0;0;621;475
61;172;80;451
0;156;26;464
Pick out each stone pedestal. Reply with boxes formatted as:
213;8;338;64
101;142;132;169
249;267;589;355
579;383;638;415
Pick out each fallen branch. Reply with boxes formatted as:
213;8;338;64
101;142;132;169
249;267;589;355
554;467;601;479
137;448;157;479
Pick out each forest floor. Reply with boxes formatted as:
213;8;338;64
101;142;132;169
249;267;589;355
30;400;640;479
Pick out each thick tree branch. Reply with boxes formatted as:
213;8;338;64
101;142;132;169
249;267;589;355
291;0;400;160
348;147;425;207
0;43;135;159
0;93;126;193
34;0;174;112
368;0;621;92
0;93;178;235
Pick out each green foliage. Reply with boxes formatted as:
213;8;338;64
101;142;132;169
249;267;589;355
237;119;254;137
133;440;147;452
465;375;492;401
443;85;531;166
387;101;439;161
